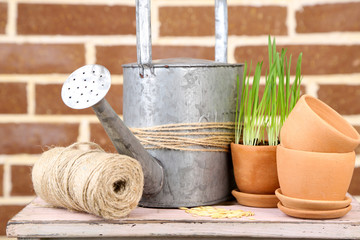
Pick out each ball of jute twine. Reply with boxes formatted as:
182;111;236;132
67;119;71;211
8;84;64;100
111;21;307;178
32;142;144;219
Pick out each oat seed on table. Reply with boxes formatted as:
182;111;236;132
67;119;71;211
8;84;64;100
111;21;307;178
180;206;255;219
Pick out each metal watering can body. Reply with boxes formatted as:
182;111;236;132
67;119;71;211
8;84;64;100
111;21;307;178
122;0;243;207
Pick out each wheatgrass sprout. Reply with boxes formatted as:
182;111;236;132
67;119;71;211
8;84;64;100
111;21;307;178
235;36;303;146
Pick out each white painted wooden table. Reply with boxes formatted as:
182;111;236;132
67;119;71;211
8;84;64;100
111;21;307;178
7;197;360;240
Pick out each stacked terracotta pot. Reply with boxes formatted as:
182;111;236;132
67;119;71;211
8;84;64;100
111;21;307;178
276;95;360;219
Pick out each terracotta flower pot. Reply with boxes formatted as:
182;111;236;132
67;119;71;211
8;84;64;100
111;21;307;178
277;145;355;201
280;95;360;153
231;143;279;194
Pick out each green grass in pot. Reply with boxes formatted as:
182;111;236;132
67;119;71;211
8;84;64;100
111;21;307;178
235;36;303;146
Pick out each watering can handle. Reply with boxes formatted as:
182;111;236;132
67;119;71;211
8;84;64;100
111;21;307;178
136;0;228;66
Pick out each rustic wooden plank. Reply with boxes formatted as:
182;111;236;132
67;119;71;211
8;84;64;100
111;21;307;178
16;238;334;240
8;221;360;239
7;197;360;239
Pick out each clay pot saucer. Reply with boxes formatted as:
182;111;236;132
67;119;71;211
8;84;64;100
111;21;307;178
232;189;279;208
275;188;352;211
277;202;352;220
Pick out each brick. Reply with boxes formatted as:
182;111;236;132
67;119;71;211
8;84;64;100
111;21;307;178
235;45;360;75
0;205;25;235
355;126;360;155
159;6;287;36
11;165;34;196
317;85;360;115
0;123;79;154
296;3;360;33
0;3;7;34
90;123;117;153
36;84;123;115
152;46;214;61
258;85;306;100
0;83;27;114
17;4;135;35
0;165;3;196
349;167;360;196
159;7;214;36
0;44;85;74
96;45;136;75
96;45;214;74
228;6;287;36
36;84;92;115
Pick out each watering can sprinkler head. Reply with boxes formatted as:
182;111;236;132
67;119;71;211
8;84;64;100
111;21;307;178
62;64;111;110
61;64;164;196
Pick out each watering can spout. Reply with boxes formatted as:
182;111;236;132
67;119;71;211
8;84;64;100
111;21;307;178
61;64;164;196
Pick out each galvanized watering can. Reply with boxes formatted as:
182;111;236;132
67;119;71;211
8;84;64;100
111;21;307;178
62;0;243;208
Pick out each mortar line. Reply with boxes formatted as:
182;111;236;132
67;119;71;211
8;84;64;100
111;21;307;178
0;115;99;123
227;38;237;64
0;159;4;199
343;116;360;126
0;35;137;44
151;0;160;45
5;0;17;37
304;78;319;98
0;74;123;84
3;161;11;198
85;43;96;65
355;155;360;168
0;155;39;165
158;34;360;46
1;34;360;45
0;196;35;205
27;81;35;115
260;74;360;84
287;0;296;37
78;119;90;142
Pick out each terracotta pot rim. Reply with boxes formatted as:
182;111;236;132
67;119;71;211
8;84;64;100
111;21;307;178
278;144;355;156
231;143;277;150
301;95;360;143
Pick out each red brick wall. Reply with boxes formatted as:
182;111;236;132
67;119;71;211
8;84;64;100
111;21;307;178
1;0;360;236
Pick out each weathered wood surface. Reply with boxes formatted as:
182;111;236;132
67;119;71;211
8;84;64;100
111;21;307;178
7;197;360;239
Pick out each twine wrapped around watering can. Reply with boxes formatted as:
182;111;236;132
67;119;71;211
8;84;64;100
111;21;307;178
130;122;235;152
32;142;144;219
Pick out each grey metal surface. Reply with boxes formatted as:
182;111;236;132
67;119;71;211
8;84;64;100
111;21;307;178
123;61;243;207
215;0;228;63
136;0;152;66
61;64;111;109
61;65;164;196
